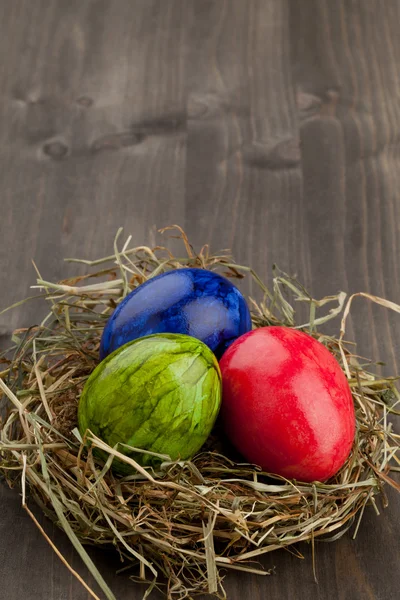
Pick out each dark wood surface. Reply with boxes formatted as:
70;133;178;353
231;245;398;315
1;1;399;598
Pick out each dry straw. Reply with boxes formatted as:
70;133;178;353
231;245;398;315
1;226;399;600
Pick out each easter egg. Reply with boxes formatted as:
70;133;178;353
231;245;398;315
78;333;222;470
99;268;252;360
219;327;355;482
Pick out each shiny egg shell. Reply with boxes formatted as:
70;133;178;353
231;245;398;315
100;268;252;359
220;326;356;482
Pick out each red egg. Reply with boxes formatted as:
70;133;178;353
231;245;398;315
219;327;355;482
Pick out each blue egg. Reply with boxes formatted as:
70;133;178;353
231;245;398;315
99;268;252;360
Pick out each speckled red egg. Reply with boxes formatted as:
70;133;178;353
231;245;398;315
219;327;356;482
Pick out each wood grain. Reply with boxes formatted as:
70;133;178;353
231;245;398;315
1;1;399;599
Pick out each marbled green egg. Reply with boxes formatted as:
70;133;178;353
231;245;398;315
78;333;221;471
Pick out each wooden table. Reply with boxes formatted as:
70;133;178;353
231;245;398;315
1;1;399;598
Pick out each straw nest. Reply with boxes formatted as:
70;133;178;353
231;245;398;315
0;226;399;600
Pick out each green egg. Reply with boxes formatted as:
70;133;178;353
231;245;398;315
78;333;221;471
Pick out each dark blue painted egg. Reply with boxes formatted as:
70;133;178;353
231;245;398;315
99;268;252;360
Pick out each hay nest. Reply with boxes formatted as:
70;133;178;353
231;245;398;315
1;226;399;600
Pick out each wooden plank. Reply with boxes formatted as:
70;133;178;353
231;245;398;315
291;0;400;366
0;1;188;599
0;0;188;337
185;0;308;302
289;3;400;600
